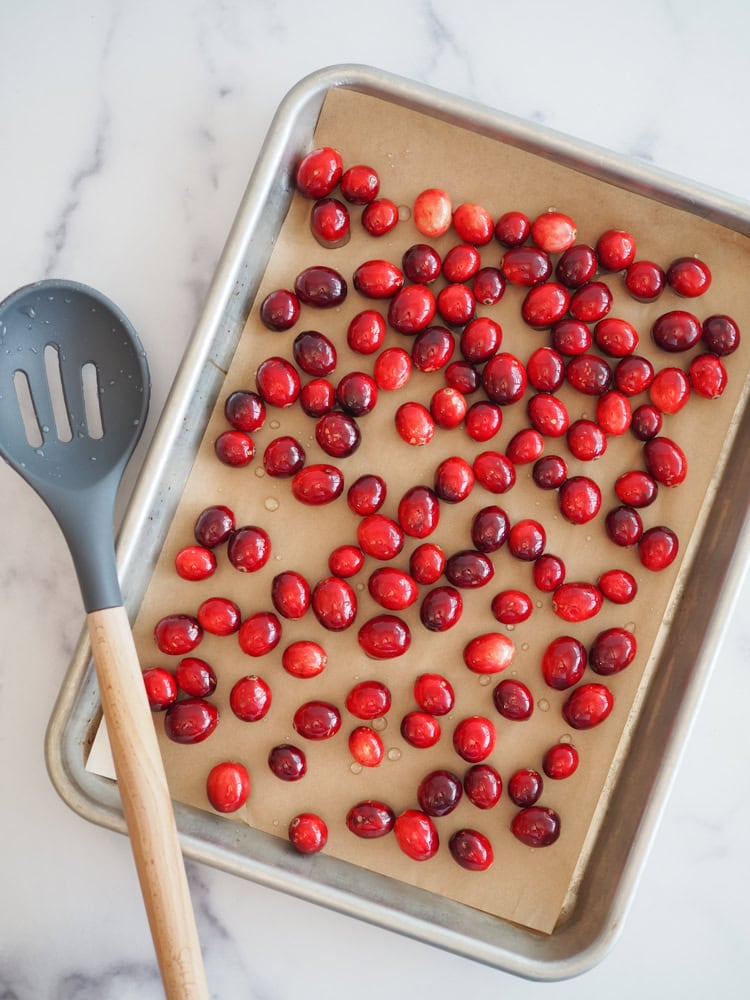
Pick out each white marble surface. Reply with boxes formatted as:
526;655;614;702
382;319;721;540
1;1;749;997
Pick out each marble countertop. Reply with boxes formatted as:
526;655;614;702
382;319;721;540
1;2;749;997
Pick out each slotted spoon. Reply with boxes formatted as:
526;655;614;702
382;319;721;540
0;278;208;999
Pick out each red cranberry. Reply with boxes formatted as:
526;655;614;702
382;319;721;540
237;611;281;657
638;525;679;570
452;716;496;763
482;352;527;405
259;289;300;332
543;743;579;779
445;360;481;394
412;325;456;372
464;764;502;809
589;627;637;675
596;390;632;436
361;198;399;237
643;436;687;486
409;543;446;584
349;726;385;767
281;640;327;679
570;282;613;323
436;283;476;326
551;318;592;356
291;464;344;505
197;596;241;636
558;476;601;524
357;513;404;560
393;810;439;861
420;586;463;631
463;632;514;674
358;614;411;659
255;356;301;407
473;266;506;304
615;354;654;395
417;769;463;816
224;390;266;431
413;188;453;238
501;246;552;286
460;316;502;363
387;284;436;334
491;589;532;625
336;372;378;416
374;347;412;390
556;244;598;287
328;544;365;578
263;435;305;477
299;378;335;417
340;163;380;204
214;430;254;467
596;229;636;270
508;769;542;808
174;545;216;582
295;146;342;199
400;710;441;748
310;197;350;248
395;400;435;446
532;454;568;490
288;813;328;854
605;505;643;546
651;310;702;352
533;553;565;592
346;800;395;838
598;568;637;604
552;582;603;622
206;761;250;813
471;505;510;552
346;680;392;720
311;577;357;631
625;260;665;301
507;428;544;464
702;314;740;356
164;698;218;744
630;403;663;441
434;455;475;502
173;660;213;705
542;635;587;690
413;673;455;715
473;451;517;494
230;675;271;722
567;419;607;461
566;354;613;395
143;667;177;711
353;259;404;299
315;411;361;458
293;700;342;740
666;257;712;297
368;568;418;612
294;266;347;308
689;353;728;398
445;549;495;589
443;243;482;282
615;470;658;507
154;614;202;655
402;242;442;283
531;210;577;253
511;806;561;847
452;202;494;245
649;368;691;413
348;473;387;516
492;678;534;720
522;282;570;328
526;346;565;392
495;210;530;246
528;392;570;437
594;317;638;357
449;829;494;872
271;570;311;620
508;519;546;561
227;525;271;573
562;682;614;729
397;485;440;538
430;386;467;428
347;310;386;354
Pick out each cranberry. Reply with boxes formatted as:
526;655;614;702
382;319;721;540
464;764;503;809
293;700;342;741
449;829;494;872
521;282;570;328
501;246;552;286
589;627;637;675
263;435;306;477
453;202;494;245
346;680;392;720
542;635;587;690
230;675;271;722
596;390;632;436
491;589;532;625
460;316;502;364
445;550;495;589
556;244;598;287
311;577;357;631
401;710;441;748
492;678;534;720
142;667;177;711
558;476;601;524
175;657;216;698
689;353;728;398
638;525;679;570
347;310;387;355
409;543;446;585
412;325;456;372
310;197;350;248
436;283;476;326
346;800;395;838
615;354;655;395
528;393;570;437
227;525;271;573
463;632;514;675
206;761;250;813
566;354;613;395
562;682;614;729
533;553;565;592
482;352;527;405
154;614;202;655
494;210;530;246
471;505;510;552
452;716;496;763
328;544;365;578
288;813;328;854
357;514;404;560
511;806;561;847
507;428;544;465
594;317;638;357
270;571;311;620
291;464;344;505
397;485;440;538
349;726;385;767
702;314;740;356
430;386;467;428
237;611;281;657
281;640;327;679
666;257;712;297
434;455;475;502
417;769;463;816
551;319;592;356
197;596;241;636
569;282;613;323
292;331;336;376
532;455;568;490
361;198;399;237
625;260;665;301
630;403;663;441
420;586;463;631
508;769;542;808
473;266;506;304
596;229;636;270
543;743;579;780
300;378;335;417
374;346;412;390
224;390;266;431
358;614;411;659
353;259;404;299
395;400;435;446
164;698;218;744
508;519;546;561
531;210;576;252
174;545;216;582
315;412;361;458
295;146;342;199
214;430;254;467
255;356;301;407
348;473;387;516
567;419;607;461
615;470;658;507
413;673;455;715
598;568;637;604
259;289;300;332
552;582;603;622
443;243;482;282
605;505;643;546
643;436;687;486
651;310;702;352
402;242;442;283
413;188;453;238
340;163;380;204
473;451;517;494
526;346;565;392
393;810;439;861
294;266;347;308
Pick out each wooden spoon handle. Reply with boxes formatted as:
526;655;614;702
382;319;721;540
88;606;209;1000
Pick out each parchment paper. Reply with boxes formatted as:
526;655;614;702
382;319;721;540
89;88;750;934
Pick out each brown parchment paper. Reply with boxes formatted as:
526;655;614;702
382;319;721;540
92;88;750;935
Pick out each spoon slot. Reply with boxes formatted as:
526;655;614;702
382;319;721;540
11;369;43;448
81;360;104;439
43;343;73;442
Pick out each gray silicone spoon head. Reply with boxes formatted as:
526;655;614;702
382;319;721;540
0;278;150;611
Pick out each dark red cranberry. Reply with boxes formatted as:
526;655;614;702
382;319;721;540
666;257;712;297
154;614;203;655
294;266;347;308
400;710;441;748
482;352;527;405
460;316;502;363
357;513;404;560
174;545;216;582
349;727;385;767
348;473;387;516
413;673;455;715
227;525;271;573
346;800;395;839
328;544;365;578
551;318;592;356
434;455;475;502
630;403;663;441
649;367;691;414
402;243;442;283
394;400;435;446
543;743;579;779
268;744;307;781
413;188;452;238
453;202;495;245
494;210;530;246
292;331;336;376
556;244;598;287
310;197;350;247
508;769;543;807
569;281;613;323
358;614;411;659
689;353;728;398
397;485;440;538
501;246;552;286
347;310;386;355
255;356;301;407
473;266;506;304
562;683;614;729
361;198;399;237
651;310;702;352
340;163;380;204
528;392;570;437
311;577;357;631
420;586;463;631
491;589;532;625
521;282;570;328
625;259;665;301
295;146;342;199
281;640;327;679
452;716;496;763
589;627;637;675
508;519;546;561
271;570;311;620
464;764;502;809
507;428;544;464
445;550;495;589
558;476;601;524
443;243;482;282
449;829;494;871
596;229;636;270
293;700;342;740
463;632;514;674
197;596;241;636
237;611;281;657
615;470;658;507
175;657;217;698
430;386;468;428
206;761;250;813
291;463;344;505
417;770;463;816
263;435;305;477
409;543;446;585
702;314;740;356
594;316;638;357
526;347;565;392
643;436;687;486
288;813;328;854
444;359;481;394
598;568;637;604
412;325;456;372
229;674;271;721
614;354;654;395
605;505;643;546
299;378;335;417
638;525;679;570
352;259;404;298
393;810;439;861
542;635;587;690
566;354;613;395
566;419;607;461
493;678;534;721
511;806;561;847
552;582;603;622
346;680;392;720
387;284;436;334
436;283;476;326
472;451;516;494
471;505;510;552
164;698;218;744
214;430;254;467
336;371;378;415
532;454;568;490
224;390;266;432
259;289;300;331
143;667;177;711
596;390;632;436
533;553;565;592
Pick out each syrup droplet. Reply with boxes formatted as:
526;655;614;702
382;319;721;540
521;642;530;651
559;733;573;744
269;419;281;430
255;467;266;478
372;717;388;732
387;748;402;761
538;698;550;712
350;762;363;775
264;497;280;511
478;675;491;686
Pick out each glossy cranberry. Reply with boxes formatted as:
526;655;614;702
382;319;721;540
508;519;546;561
464;764;502;809
459;316;502;364
615;470;658;507
402;242;442;283
508;769;543;808
142;667;177;711
491;589;532;625
281;640;327;679
374;346;412;390
702;314;740;356
436;283;476;326
552;582;603;622
638;525;679;571
492;678;534;720
349;726;385;767
214;430;254;467
328;544;365;578
413;188;453;237
643;436;687;486
562;683;614;729
340;163;380;204
449;829;494;872
310;197;350;248
651;310;702;353
570;282;613;324
396;485;439;538
625;260;665;301
311;576;357;631
666;257;712;297
294;266;347;308
409;542;446;585
197;596;241;636
288;813;328;854
430;386;468;428
528;392;570;437
453;202;494;245
393;809;439;861
558;476;601;524
394;400;435;446
614;354;654;395
154;614;202;655
174;545;216;581
443;243;482;282
598;568;637;604
271;570;311;620
346;680;392;720
346;800;395;838
358;614;411;659
494;210;530;246
206;761;250;813
420;586;463;632
412;325;456;372
227;525;271;573
445;550;495;589
401;710;441;748
551;318;592;356
229;674;271;721
434;455;475;502
533;553;565;592
630;403;663;441
689;353;728;398
347;473;387;516
501;246;552;286
566;354;613;395
473;266;506;304
175;657;216;698
526;346;565;392
237;611;281;657
511;806;561;847
543;743;579;780
522;282;570;328
530;210;576;252
507;428;544;464
594;317;638;357
463;632;514;675
417;769;463;816
352;259;404;298
473;450;517;494
542;635;587;690
361;198;399;237
567;419;607;461
596;390;632;436
255;356;301;407
164;698;218;744
295;146;343;199
357;514;404;560
482;352;527;405
293;700;342;740
471;505;510;552
263;435;305;477
299;378;335;417
292;331;336;376
259;289;300;331
413;673;455;715
532;454;568;490
224;389;266;431
556;244;598;287
605;505;643;546
453;716;496;763
347;310;387;355
596;229;636;270
589;627;637;675
291;464;344;505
